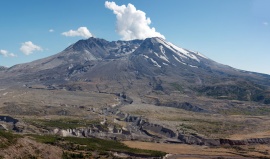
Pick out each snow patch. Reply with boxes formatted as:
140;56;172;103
189;65;198;68
197;52;207;59
160;45;169;59
173;55;186;65
143;55;149;59
124;49;136;54
150;58;161;67
189;50;208;59
156;38;178;54
153;51;170;63
159;45;165;54
163;62;168;66
154;50;170;63
159;55;170;63
159;46;170;63
167;42;189;54
156;38;200;62
167;41;200;62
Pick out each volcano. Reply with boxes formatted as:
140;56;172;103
1;37;270;104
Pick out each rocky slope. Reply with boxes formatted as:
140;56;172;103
0;66;7;71
1;37;270;104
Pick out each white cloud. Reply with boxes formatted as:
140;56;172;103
0;49;17;57
20;41;43;55
62;27;92;38
49;29;54;32
0;50;8;57
105;1;165;40
8;53;17;57
263;22;269;26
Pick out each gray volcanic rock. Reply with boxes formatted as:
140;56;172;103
2;37;270;103
6;38;142;73
0;66;7;71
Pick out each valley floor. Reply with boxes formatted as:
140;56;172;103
123;141;270;159
1;87;270;158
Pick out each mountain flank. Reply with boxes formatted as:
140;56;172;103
1;37;270;104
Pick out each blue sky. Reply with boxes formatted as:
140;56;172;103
0;0;269;74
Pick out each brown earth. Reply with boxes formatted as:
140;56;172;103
123;141;270;159
0;137;62;159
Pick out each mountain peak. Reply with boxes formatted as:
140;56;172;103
1;36;270;104
69;37;109;51
86;37;110;44
133;36;205;69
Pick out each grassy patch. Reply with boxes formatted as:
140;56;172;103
29;134;166;158
0;130;21;148
176;118;245;138
219;107;270;116
25;118;101;129
170;82;184;92
62;152;85;159
221;145;270;159
28;134;59;144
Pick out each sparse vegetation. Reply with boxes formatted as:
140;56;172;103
219;107;270;116
62;152;85;159
29;134;166;158
0;130;21;148
28;134;59;144
170;82;184;92
197;81;270;104
171;118;246;138
25;118;101;129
